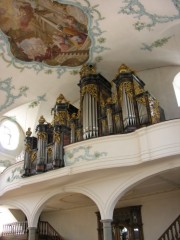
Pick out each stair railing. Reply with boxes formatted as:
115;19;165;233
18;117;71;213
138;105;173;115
2;221;28;236
38;221;63;240
158;214;180;240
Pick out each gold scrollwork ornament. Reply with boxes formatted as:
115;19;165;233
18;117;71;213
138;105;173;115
53;132;61;143
80;64;96;78
25;143;32;154
37;132;47;140
115;114;120;123
82;84;97;98
31;152;37;162
47;147;52;156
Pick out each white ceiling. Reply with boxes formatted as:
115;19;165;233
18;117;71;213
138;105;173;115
1;0;180;135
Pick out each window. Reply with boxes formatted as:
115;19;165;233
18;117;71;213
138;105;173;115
173;72;180;107
0;119;20;151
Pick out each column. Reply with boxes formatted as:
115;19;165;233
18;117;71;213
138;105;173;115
101;219;113;240
28;227;37;240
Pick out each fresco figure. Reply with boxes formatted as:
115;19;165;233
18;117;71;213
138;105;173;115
17;37;47;60
52;32;70;52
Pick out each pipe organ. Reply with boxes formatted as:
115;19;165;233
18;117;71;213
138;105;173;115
23;64;165;176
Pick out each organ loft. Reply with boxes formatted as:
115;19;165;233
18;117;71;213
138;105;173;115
23;63;165;176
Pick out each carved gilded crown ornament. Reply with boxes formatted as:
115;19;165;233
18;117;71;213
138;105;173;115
118;64;133;74
38;115;46;124
81;84;98;98
79;64;96;78
56;94;69;104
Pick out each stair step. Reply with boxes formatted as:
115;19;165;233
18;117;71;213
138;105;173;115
0;235;27;240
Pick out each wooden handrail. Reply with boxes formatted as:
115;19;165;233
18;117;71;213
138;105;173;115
1;221;63;240
158;214;180;240
38;221;63;240
2;221;28;236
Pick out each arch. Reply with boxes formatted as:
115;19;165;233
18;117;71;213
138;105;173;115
102;157;180;220
28;185;104;227
173;72;180;106
0;201;29;222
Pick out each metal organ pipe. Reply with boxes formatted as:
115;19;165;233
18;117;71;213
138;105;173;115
89;93;92;138
107;109;113;134
92;96;98;137
122;88;128;127
138;101;148;124
83;94;86;139
92;95;95;137
95;97;98;137
83;92;98;139
122;87;137;127
85;93;89;138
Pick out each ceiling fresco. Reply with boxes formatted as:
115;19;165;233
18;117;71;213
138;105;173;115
0;0;90;66
0;0;107;76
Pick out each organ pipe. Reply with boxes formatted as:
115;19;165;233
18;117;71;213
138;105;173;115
36;116;47;172
82;92;98;139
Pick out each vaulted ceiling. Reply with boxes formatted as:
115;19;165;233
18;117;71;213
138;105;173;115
0;0;180;138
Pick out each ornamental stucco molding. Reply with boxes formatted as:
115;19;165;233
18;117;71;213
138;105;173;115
119;0;180;31
6;166;24;183
64;145;107;166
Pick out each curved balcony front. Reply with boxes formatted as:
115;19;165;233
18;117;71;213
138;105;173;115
0;119;180;197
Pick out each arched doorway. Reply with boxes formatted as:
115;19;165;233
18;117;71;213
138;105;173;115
96;205;143;240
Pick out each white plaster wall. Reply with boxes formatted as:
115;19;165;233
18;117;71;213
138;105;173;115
138;66;180;120
41;190;180;240
116;189;180;240
10;209;26;222
142;190;180;240
41;206;98;240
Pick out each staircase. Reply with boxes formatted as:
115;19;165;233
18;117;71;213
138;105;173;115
38;221;63;240
158;214;180;240
0;221;63;240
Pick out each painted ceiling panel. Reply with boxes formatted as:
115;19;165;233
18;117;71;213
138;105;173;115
0;0;91;66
